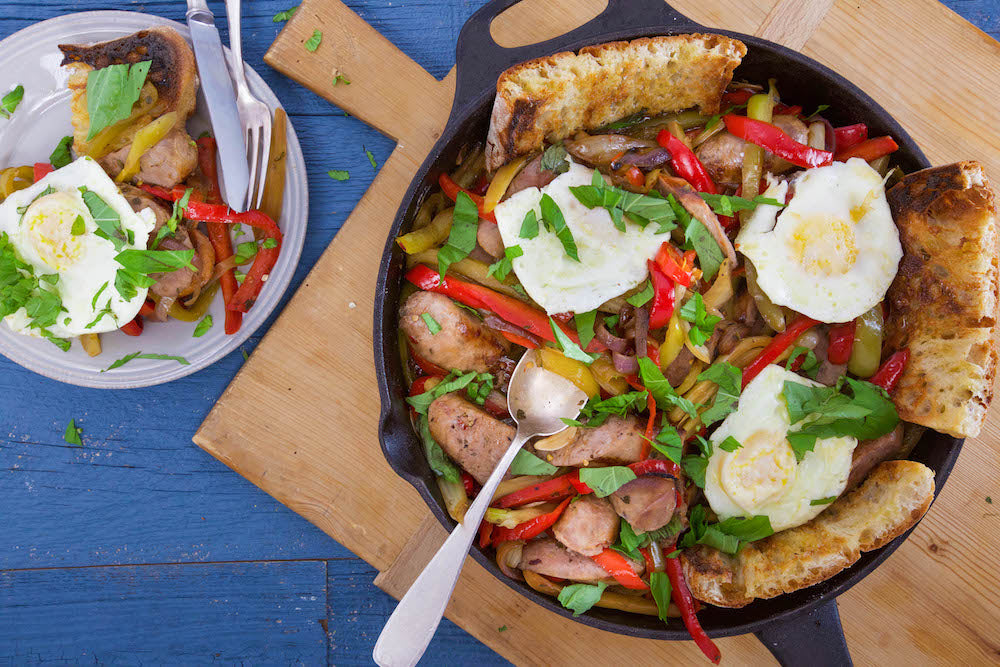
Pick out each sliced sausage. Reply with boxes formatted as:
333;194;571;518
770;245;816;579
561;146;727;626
847;424;904;489
400;291;509;374
552;495;620;557
149;229;199;299
518;538;615;582
654;174;736;268
694;115;810;187
100;127;198;188
428;393;514;485
609;475;679;533
120;184;169;232
477;219;504;259
548;415;645;467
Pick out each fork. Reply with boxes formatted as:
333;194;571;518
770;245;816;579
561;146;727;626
225;0;271;210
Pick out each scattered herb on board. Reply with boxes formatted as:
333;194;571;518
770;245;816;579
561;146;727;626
304;30;322;52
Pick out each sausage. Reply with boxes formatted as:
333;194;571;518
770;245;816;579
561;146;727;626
100;128;198;188
120;184;169;232
428;393;514;485
149;229;200;299
665;346;696;386
552;495;620;557
716;321;750;355
400;291;509;374
505;154;556;198
847;424;904;489
694;115;810;187
548;415;645;467
477;219;504;259
518;538;618;582
609;475;679;533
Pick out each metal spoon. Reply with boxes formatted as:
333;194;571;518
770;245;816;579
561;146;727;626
373;350;589;667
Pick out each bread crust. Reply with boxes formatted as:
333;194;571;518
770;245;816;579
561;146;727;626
885;162;999;438
485;34;746;172
681;460;935;608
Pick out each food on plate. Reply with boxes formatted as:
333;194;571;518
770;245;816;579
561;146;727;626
884;162;998;437
393;33;996;661
0;27;284;362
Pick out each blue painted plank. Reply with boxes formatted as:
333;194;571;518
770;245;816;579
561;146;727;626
0;560;328;665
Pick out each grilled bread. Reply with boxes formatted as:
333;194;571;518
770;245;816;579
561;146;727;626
484;34;746;172
884;162;999;438
681;460;935;608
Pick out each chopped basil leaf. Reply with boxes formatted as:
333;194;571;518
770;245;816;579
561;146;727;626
420;312;442;335
85;302;114;330
637;357;700;420
679;506;773;554
241;348;249;361
649;572;673;623
810;496;838;506
85;62;151;140
71;215;86;236
115;248;196;275
570;173;677;234
328;169;349;181
702;103;747;133
418;414;460;483
563;391;648;428
700;192;783;217
0;84;23;119
364;146;377;169
519;209;538;239
437;191;479;280
333;74;350;86
549;316;596;365
304;29;323;52
155;187;193;246
650;423;682;464
574;310;596;351
79;187;128;250
114;269;155;301
486;245;523;281
509;449;558;476
578;466;636;497
679;293;721;346
233;241;259;264
539;194;579;261
786;345;820;379
39;273;59;286
718;436;742;452
63;419;83;446
498;625;507;632
193;314;213;338
263;238;278;250
91;281;109;310
681;454;707;488
539;143;569;176
806;104;830;120
625;280;653;307
557;581;607;617
683;216;724;281
696;361;741;426
102;352;190;372
273;5;298;22
406;370;492;415
49;135;74;169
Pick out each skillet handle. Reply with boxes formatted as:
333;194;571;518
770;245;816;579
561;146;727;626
753;599;854;667
452;0;705;114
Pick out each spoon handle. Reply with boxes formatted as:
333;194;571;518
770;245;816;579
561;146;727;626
373;432;529;667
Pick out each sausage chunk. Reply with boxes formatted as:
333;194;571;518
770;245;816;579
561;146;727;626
100;128;198;188
428;393;514;484
552;495;620;557
548;415;645;467
609;475;679;533
847;424;904;489
400;291;509;374
120;184;170;231
695;115;809;187
519;538;643;581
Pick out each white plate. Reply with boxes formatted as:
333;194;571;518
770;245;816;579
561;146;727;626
0;11;308;388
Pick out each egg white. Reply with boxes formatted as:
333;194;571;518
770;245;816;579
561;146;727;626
736;158;902;323
703;364;857;532
0;157;156;339
493;160;666;314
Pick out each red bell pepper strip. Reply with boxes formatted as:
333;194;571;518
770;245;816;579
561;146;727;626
197;137;243;334
461;471;477;496
742;315;821;388
405;265;605;353
869;348;909;392
833;123;868;151
827;321;856;365
495;474;576;508
409;347;447;376
492;496;572;546
834;135;899;163
723;115;834;168
639;546;657;575
438;173;496;223
666;556;721;664
478;520;493;549
591;548;649;590
721;89;754;106
654;242;694;288
33;163;54;183
499;329;540;349
647;260;676;331
772;103;802;116
408;375;438;397
120;315;144;336
140;185;283;314
624;165;644;189
657;130;719;194
629;458;681;478
567;469;594;495
139;299;155;317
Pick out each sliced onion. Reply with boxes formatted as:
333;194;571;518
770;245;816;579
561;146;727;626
565;134;657;167
633;306;649;359
613;351;639;374
483;312;544;348
596;318;629;354
613;147;671;170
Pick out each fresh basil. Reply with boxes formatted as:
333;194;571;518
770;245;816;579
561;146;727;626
333;74;350;86
519;209;538;239
718;436;742;452
155;187;193;246
683;216;724;281
509;449;558;476
328;169;349;181
193;314;213;338
786;345;820;379
650;423;683;464
626;280;654;307
557;581;607;617
70;215;86;236
418;414;460;483
364;146;376;169
233;241;259;265
637;357;700;420
63;419;83;446
539;143;569;176
681;454;707;488
85;62;151;140
263;238;278;250
806;104;830;120
574;310;596;351
273;5;298;21
437;191;479;280
406;370;492;415
90;281;109;310
49;135;74;169
679;506;773;554
699;193;783;217
549;316;596;365
810;496;837;506
0;84;24;119
420;312;441;335
539;194;579;261
696;361;741;426
563;391;648;429
114;269;155;301
79;187;128;250
304;29;323;52
486;245;523;281
570;171;677;233
649;572;673;623
115;249;196;275
102;352;190;372
679;293;721;346
578;466;636;498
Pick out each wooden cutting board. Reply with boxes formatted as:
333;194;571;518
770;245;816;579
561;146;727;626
194;0;1000;663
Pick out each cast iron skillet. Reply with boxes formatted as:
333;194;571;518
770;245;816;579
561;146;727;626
374;0;962;663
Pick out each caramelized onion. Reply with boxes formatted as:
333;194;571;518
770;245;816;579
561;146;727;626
613;351;639;374
482;312;544;348
565;134;657;167
595;318;629;353
633;306;649;359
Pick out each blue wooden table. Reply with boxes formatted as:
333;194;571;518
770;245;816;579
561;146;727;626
1;1;996;664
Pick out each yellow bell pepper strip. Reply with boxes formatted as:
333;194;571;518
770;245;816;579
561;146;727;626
834;136;899;163
723;114;834;168
396;208;453;254
260;107;288;226
538;347;600;397
405;264;606;353
483;155;527;212
438;172;495;222
739;92;774;209
742;314;820;388
0;165;33;200
116;111;178;182
847;305;884;378
658;313;686;369
78;333;102;357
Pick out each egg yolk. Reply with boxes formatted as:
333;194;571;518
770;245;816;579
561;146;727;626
24;192;86;271
789;213;858;277
720;430;797;512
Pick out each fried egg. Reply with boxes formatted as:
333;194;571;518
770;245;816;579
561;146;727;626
0;157;155;339
703;364;856;532
736;158;902;323
493;160;665;314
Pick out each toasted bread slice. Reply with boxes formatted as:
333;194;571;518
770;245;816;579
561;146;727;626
58;27;198;159
485;34;747;172
885;162;999;438
681;460;935;608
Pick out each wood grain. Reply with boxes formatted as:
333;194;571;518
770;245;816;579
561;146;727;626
188;0;1000;664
